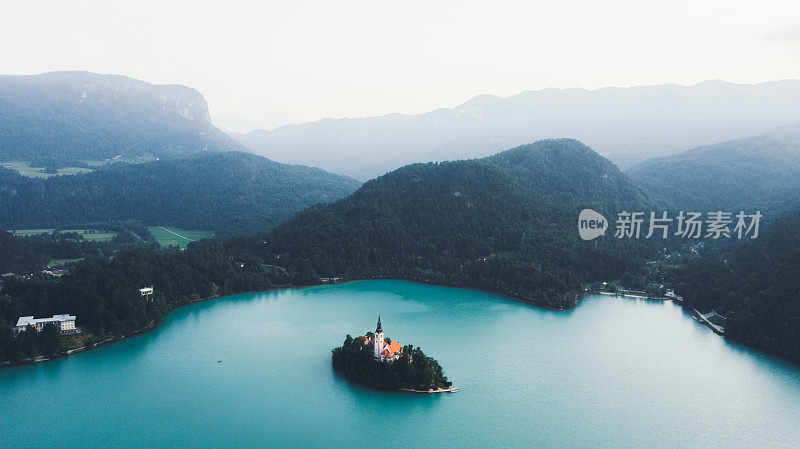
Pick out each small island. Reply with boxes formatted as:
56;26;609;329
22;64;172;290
331;316;455;392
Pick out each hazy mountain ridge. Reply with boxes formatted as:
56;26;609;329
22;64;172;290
627;122;800;214
236;80;800;180
0;71;245;164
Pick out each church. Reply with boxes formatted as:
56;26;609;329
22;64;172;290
360;316;403;362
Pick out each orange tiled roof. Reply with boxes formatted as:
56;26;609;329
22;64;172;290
387;340;402;353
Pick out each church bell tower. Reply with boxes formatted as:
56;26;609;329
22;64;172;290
373;316;384;360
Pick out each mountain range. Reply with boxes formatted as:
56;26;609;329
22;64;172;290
0;71;244;165
627;122;800;214
235;80;800;180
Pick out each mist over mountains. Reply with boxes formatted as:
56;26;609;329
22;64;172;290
235;80;800;180
0;71;245;164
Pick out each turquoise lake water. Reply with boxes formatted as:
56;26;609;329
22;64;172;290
1;280;799;448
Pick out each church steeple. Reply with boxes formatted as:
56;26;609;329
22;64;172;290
374;316;384;360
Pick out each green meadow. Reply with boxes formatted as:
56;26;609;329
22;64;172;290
47;258;85;268
10;229;118;242
1;161;93;178
147;226;214;249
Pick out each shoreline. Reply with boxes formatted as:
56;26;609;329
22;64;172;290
0;285;293;369
0;278;711;369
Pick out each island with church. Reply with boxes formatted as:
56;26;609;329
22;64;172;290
331;316;456;393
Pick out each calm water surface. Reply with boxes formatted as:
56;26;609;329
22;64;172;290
2;280;799;448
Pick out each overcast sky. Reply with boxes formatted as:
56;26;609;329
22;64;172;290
2;1;800;132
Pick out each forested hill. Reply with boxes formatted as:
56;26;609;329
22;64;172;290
670;207;800;363
627;123;800;213
263;139;658;309
0;152;360;237
0;71;244;165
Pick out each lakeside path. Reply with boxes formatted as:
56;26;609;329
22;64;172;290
693;308;725;335
158;226;195;242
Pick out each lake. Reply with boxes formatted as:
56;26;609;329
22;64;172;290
1;280;799;448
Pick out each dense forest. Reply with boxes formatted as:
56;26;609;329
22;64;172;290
331;335;452;390
0;151;360;237
0;230;104;274
263;139;660;309
0;240;290;363
669;207;800;364
0;71;244;165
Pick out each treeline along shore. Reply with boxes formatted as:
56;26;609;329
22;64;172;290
2;226;799;368
0;239;291;364
0;230;603;367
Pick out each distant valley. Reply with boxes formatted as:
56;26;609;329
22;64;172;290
0;72;360;240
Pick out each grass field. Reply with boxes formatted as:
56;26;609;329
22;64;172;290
148;226;214;249
8;229;55;237
47;258;85;268
10;229;118;242
1;161;93;178
62;229;118;242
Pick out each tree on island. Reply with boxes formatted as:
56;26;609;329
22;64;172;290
331;334;452;390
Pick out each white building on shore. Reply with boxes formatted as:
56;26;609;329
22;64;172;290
14;314;80;335
139;286;154;300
